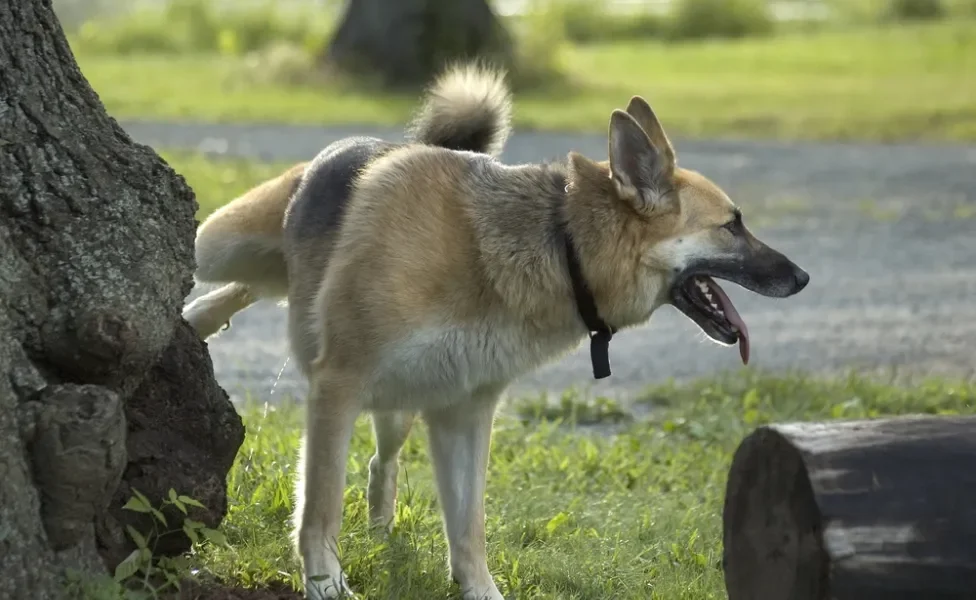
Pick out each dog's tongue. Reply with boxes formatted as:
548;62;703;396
705;278;750;365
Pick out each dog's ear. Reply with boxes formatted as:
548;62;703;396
625;96;676;169
608;109;675;209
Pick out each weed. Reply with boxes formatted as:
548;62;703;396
62;489;227;599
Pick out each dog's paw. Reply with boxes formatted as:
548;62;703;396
305;573;354;599
458;581;505;600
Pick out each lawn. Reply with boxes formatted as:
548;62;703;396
83;21;976;142
159;150;292;220
119;370;972;600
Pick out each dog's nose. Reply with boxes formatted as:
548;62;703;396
793;266;810;292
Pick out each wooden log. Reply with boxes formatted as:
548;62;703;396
721;415;976;600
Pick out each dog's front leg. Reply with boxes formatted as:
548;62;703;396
294;368;361;599
424;390;504;600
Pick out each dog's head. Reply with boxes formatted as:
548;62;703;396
565;97;809;364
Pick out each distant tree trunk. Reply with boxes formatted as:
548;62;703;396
324;0;514;88
0;0;244;596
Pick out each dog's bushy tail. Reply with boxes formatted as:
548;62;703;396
406;62;513;157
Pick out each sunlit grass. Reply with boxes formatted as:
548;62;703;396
184;370;975;598
81;21;976;142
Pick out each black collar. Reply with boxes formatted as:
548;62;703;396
563;232;616;380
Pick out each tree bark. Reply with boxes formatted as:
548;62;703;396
722;415;976;600
324;0;513;89
0;1;245;597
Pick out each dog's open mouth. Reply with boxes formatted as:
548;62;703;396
670;276;750;364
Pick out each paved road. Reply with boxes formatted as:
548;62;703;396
120;119;976;403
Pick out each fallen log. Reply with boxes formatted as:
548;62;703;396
721;415;976;600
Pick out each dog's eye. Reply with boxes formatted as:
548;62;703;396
721;211;743;235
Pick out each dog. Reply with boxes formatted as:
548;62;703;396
182;62;809;599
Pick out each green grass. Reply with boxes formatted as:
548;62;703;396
80;21;976;142
159;150;292;220
176;370;974;599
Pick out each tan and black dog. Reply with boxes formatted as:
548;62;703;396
183;62;809;600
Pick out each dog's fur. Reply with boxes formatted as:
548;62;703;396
183;62;809;600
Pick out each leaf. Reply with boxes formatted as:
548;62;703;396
168;489;179;504
545;512;569;535
122;497;150;514
182;523;200;544
741;387;760;410
172;498;187;515
160;555;191;572
114;549;142;582
125;525;148;550
150;508;168;527
178;495;207;509
131;489;152;508
200;527;228;547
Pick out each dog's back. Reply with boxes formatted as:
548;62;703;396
183;63;513;343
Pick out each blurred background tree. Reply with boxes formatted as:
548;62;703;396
324;0;514;88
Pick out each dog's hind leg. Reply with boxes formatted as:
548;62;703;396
182;282;257;339
367;410;416;533
423;390;504;600
293;367;362;600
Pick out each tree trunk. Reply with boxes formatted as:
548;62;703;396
722;415;976;600
0;1;245;597
324;0;513;89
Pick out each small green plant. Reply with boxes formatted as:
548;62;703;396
668;0;775;40
59;488;228;599
514;389;633;427
506;2;573;90
523;0;664;44
237;42;323;87
69;0;335;58
63;569;130;600
886;0;946;19
823;0;976;22
112;488;228;598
